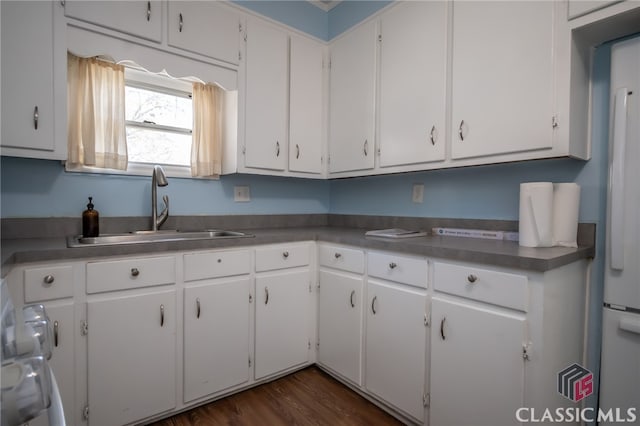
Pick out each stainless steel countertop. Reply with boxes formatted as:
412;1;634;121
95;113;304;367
1;226;595;275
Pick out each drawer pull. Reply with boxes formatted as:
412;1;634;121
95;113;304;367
334;252;342;259
282;251;289;259
179;12;183;32
160;304;165;327
440;317;446;340
389;262;397;269
146;1;151;21
131;268;140;277
53;320;59;347
34;106;39;130
467;274;478;283
217;258;222;263
430;125;436;145
371;296;378;315
350;290;355;308
43;275;55;285
265;287;269;305
196;298;201;319
459;120;465;141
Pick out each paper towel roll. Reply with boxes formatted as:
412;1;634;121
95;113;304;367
552;183;581;247
519;182;554;247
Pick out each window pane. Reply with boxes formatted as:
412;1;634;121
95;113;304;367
125;86;192;129
127;128;191;166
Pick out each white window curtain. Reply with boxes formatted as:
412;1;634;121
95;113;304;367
191;82;223;177
67;52;128;170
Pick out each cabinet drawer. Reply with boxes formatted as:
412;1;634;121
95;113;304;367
87;256;175;294
255;244;310;272
24;265;74;303
183;250;251;282
433;262;528;311
319;245;364;274
367;252;428;289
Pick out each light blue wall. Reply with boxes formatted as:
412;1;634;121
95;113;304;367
0;157;330;217
328;1;392;39
233;0;329;40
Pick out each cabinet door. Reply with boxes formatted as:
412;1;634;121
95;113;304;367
379;2;447;167
245;19;288;171
63;1;162;42
289;35;324;175
88;290;176;426
255;270;310;379
167;1;240;65
329;21;376;174
183;278;250;402
318;270;363;385
29;303;75;426
430;297;526;426
366;280;427;421
451;1;554;159
1;1;55;152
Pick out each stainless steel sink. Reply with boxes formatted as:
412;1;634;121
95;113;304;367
67;230;254;247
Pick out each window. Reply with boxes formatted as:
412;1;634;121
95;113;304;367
125;82;193;167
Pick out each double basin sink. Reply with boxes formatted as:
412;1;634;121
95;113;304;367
67;229;254;247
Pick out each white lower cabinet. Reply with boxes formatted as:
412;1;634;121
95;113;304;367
183;278;251;402
318;270;363;385
87;289;176;426
430;296;526;426
365;279;427;422
255;270;311;380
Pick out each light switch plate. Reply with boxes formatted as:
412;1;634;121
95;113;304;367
412;183;424;203
234;186;250;202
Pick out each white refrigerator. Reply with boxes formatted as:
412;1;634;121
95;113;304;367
599;36;640;424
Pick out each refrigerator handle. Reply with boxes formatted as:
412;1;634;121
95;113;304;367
610;88;629;271
619;317;640;336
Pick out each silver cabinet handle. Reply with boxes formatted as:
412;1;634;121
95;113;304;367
33;106;39;130
276;141;280;157
53;320;59;347
440;316;446;340
146;1;151;21
43;275;55;285
363;139;368;156
334;253;342;259
131;268;140;277
467;274;478;284
459;120;465;141
350;290;355;308
430;125;436;145
282;251;289;259
264;287;269;305
179;13;183;32
296;144;300;159
160;304;165;327
389;262;397;269
371;296;377;315
196;298;201;319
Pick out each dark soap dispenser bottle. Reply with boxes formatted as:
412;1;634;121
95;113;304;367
82;197;99;238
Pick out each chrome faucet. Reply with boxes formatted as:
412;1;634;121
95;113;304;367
151;165;169;231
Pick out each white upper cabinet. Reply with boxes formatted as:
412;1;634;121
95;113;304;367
64;0;162;42
167;1;241;65
378;1;447;168
289;35;325;175
451;1;554;160
329;20;377;174
1;1;56;155
244;18;289;171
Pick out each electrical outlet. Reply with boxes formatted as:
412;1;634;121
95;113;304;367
412;183;424;203
234;186;250;202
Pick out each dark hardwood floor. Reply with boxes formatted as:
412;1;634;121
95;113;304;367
150;366;403;426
